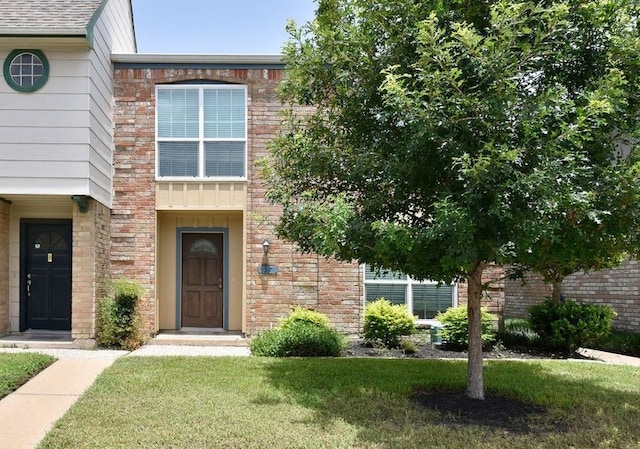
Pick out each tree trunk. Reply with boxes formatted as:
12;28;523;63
466;261;487;400
551;280;562;304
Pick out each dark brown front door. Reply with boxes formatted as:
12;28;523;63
23;221;72;331
181;233;223;328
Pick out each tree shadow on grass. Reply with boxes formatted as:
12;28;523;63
260;358;640;449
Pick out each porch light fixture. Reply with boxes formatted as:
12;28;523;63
262;239;270;255
71;195;88;213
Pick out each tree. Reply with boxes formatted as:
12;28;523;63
265;0;640;400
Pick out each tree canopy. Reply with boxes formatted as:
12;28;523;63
266;0;640;399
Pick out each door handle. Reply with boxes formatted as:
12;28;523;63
219;278;223;289
27;273;31;297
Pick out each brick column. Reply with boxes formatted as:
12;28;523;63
72;198;111;340
0;198;10;336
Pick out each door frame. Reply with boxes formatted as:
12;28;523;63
19;218;73;332
175;227;229;330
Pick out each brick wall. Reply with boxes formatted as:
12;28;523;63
113;65;363;335
456;264;506;317
0;199;10;336
72;198;111;339
112;68;157;333
505;261;640;331
243;68;362;335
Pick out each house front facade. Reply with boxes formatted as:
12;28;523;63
110;55;364;335
1;1;634;343
0;0;135;341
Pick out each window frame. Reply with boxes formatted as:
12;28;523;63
363;265;457;323
3;49;49;93
155;84;248;181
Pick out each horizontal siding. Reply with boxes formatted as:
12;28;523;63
0;93;88;110
102;0;136;53
0;127;89;145
0;1;134;206
0;177;89;195
84;0;136;208
0;144;88;162
0;47;92;192
0;160;88;178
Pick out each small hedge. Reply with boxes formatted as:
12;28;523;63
363;298;416;348
250;308;345;357
529;298;616;352
278;307;331;329
436;306;496;350
97;278;146;350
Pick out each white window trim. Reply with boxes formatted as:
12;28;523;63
155;84;248;181
362;265;457;324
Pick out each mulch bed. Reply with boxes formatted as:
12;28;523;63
343;339;578;434
343;340;583;360
410;390;566;434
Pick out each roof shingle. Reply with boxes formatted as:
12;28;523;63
0;0;103;35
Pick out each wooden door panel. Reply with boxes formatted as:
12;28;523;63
204;259;219;286
181;233;223;328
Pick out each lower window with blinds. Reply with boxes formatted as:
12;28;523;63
364;265;455;320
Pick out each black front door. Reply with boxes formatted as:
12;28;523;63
22;221;72;331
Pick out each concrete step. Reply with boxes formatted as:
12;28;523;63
148;333;248;347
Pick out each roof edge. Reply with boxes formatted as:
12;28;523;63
0;28;87;36
111;53;284;65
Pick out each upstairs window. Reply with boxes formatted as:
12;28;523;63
3;49;49;92
364;265;455;320
156;85;247;179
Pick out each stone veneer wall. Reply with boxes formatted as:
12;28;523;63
0;199;10;336
505;261;640;331
71;198;111;339
113;66;363;335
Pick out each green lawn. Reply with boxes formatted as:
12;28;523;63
0;352;55;399
39;357;640;449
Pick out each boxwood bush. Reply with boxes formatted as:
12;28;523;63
436;306;496;350
363;298;416;348
278;306;331;329
529;299;616;352
250;308;345;357
97;278;146;350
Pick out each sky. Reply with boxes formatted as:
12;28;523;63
131;0;316;54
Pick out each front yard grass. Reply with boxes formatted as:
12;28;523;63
40;357;640;449
0;352;55;399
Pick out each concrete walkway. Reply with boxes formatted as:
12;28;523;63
0;345;249;449
0;349;124;449
0;345;636;449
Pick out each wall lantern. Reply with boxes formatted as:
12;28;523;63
258;239;278;274
71;195;88;213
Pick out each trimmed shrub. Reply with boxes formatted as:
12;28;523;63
278;307;331;329
529;299;616;352
250;321;345;357
436;306;496;350
363;298;416;348
399;338;418;355
97;278;145;350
